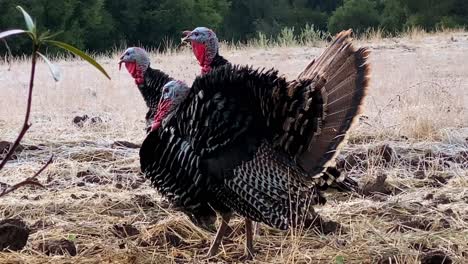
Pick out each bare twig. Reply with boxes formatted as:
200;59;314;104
0;155;53;198
0;47;38;171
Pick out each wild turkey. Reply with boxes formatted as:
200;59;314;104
140;30;370;258
182;27;357;193
119;47;173;131
181;27;230;75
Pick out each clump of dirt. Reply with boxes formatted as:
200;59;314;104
72;115;104;127
420;250;452;264
369;144;398;164
429;174;452;187
37;239;77;256
111;224;140;238
433;194;453;205
0;141;23;160
134;194;155;208
139;230;186;248
307;217;342;235
361;173;393;196
112;141;141;149
0;219;30;251
336;151;367;170
76;170;108;185
30;219;55;233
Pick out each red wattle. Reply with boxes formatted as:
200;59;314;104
191;42;211;74
152;99;172;131
124;62;144;85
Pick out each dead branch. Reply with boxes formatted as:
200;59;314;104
0;155;53;198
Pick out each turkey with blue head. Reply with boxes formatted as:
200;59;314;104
181;27;229;75
140;30;370;259
119;47;173;132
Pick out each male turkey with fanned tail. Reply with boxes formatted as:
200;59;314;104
118;47;173;132
138;30;370;259
182;26;359;193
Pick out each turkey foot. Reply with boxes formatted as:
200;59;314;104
205;213;232;258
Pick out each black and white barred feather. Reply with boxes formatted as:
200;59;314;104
140;30;370;229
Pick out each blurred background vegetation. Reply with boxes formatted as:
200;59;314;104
1;0;467;55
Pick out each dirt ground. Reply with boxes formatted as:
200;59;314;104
0;31;467;263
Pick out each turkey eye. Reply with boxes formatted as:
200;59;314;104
194;32;199;36
163;88;169;93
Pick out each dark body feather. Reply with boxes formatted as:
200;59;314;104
210;53;230;70
140;30;370;230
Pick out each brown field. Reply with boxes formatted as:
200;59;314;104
0;31;467;263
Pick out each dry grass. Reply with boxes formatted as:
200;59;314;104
1;31;467;263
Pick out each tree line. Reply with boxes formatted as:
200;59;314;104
1;0;467;55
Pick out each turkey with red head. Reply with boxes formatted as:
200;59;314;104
141;30;370;258
181;27;229;75
182;27;357;193
119;47;173;131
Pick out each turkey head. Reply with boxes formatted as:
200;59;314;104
119;47;150;85
151;80;190;132
181;27;219;74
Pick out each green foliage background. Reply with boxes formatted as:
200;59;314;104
1;0;467;55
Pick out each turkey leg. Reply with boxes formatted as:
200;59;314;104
206;213;232;257
244;219;255;259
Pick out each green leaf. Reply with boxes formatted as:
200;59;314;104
37;52;61;82
46;40;111;80
335;255;345;264
67;234;76;241
0;29;26;40
16;6;35;33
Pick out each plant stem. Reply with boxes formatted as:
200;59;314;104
0;47;38;170
0;155;52;198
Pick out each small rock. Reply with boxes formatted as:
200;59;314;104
0;219;30;251
38;239;77;256
111;224;140;238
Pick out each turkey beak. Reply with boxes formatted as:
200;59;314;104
181;31;192;44
118;55;125;71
